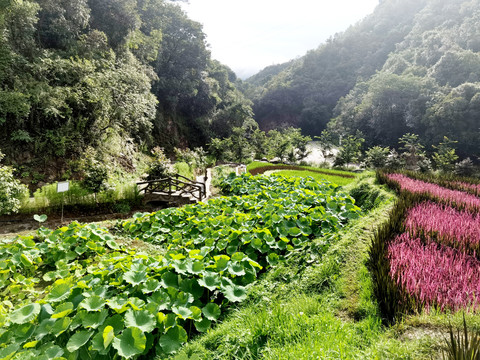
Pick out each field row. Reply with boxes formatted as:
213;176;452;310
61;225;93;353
374;172;480;318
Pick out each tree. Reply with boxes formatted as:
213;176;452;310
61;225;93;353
145;147;172;181
364;146;390;169
315;130;334;161
82;162;108;203
398;133;426;171
432;136;458;173
335;134;365;167
0;150;29;215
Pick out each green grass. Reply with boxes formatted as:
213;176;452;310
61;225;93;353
247;161;356;177
246;161;358;186
274;170;355;186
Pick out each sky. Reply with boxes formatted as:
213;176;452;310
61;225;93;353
180;0;379;79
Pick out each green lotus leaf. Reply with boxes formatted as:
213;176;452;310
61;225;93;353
43;343;64;358
228;262;246;276
107;297;129;314
106;239;120;250
124;309;156;333
35;318;56;339
186;260;203;274
51;317;72;337
46;281;71;303
327;201;338;211
124;271;146;286
267;253;280;266
103;325;115;348
51;302;74;319
159;325;187;354
0;343;18;359
20;254;33;267
161;271;179;288
194;318;211;333
33;214;48;223
198;272;220;291
214;255;230;271
231;252;245;262
149;291;170;310
189;306;202;321
250;237;263;249
172;306;192;320
112;327;146;359
128;297;146;311
223;285;247;303
102;314;125;334
287;227;301;237
10;303;41;324
13;322;35;344
172;260;188;275
66;330;92;352
202;303;221;321
79;295;105;312
82;309;108;329
141;278;161;294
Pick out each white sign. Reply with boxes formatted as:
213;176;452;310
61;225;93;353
57;181;70;193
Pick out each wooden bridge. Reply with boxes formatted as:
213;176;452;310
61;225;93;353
137;174;207;205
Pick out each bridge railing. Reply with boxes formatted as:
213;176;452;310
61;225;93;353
137;175;206;201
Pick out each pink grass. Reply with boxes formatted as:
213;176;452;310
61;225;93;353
388;233;480;311
405;202;480;254
387;173;480;211
450;181;480;196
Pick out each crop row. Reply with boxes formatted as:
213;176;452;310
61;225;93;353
0;174;361;359
404;201;480;255
388;233;480;311
385;173;480;212
372;172;480;322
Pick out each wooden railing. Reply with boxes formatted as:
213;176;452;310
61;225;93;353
137;174;206;202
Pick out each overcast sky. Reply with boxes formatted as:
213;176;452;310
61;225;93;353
180;0;379;79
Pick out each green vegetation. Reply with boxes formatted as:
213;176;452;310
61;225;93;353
0;173;362;359
0;0;254;180
244;0;480;159
246;161;357;186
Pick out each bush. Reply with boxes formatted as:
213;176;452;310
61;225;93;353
0;165;29;215
364;146;390;169
455;158;475;177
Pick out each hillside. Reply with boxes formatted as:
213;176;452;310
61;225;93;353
0;0;254;181
244;0;480;157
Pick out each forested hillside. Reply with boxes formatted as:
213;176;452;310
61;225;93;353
244;0;480;157
0;0;253;178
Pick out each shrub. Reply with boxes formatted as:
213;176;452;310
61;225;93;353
364;146;390;169
455;158;475;177
0;164;29;215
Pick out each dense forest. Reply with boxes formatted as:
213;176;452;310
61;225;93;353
3;0;480;180
244;0;480;158
0;0;254;179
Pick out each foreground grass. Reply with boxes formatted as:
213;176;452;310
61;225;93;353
163;174;443;359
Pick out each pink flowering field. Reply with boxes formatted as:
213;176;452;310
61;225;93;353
385;173;480;311
405;201;480;254
388;233;480;311
387;173;480;211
